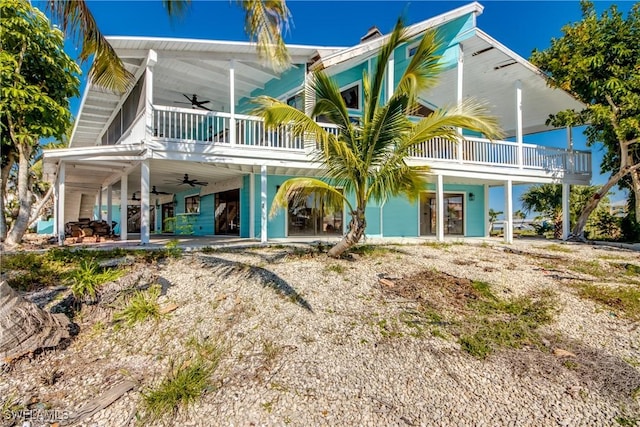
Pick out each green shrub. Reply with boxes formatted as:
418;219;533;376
67;260;122;300
113;285;162;326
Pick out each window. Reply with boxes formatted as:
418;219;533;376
286;92;304;111
340;84;359;109
288;191;343;236
409;102;435;118
184;195;200;214
407;42;419;58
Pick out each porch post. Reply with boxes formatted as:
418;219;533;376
260;165;267;243
140;159;150;245
484;184;489;237
57;162;65;245
229;59;236;145
562;183;570;240
566;126;574;173
504;179;513;244
106;185;113;234
436;174;444;242
515;80;523;169
53;176;58;238
457;44;464;163
120;175;128;241
145;50;157;139
249;172;256;238
96;188;103;220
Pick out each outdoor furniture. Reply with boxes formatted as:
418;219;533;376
65;219;113;243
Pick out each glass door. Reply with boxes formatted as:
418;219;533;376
288;193;343;236
420;193;464;236
215;189;240;235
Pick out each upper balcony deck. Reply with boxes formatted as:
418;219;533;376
140;105;592;182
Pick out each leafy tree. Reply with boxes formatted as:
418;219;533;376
513;209;526;228
530;1;640;240
254;18;502;257
46;0;292;93
520;184;615;239
0;0;80;245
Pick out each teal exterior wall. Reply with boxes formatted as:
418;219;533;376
236;65;306;113
382;196;419;237
37;219;54;234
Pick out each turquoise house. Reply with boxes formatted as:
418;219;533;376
43;2;590;244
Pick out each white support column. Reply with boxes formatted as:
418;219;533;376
260;165;267;243
229;59;236;145
140;159;150;245
436;174;444;242
457;44;464;163
106;185;113;233
504;179;513;244
386;53;394;103
566;126;574;173
380;201;385;237
96;189;103;220
249;172;256;238
53;178;58;238
484;184;489;238
515;80;523;169
57;162;65;245
562;183;570;240
145;50;157;140
120;176;128;241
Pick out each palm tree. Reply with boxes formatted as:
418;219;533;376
47;0;292;93
488;208;503;234
254;18;503;257
520;184;562;238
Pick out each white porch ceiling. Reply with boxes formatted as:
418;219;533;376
70;38;343;148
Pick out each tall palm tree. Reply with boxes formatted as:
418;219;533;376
520;184;562;238
254;18;503;257
47;0;292;93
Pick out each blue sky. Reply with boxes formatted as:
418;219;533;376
45;0;634;216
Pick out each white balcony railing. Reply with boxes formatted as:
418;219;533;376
151;105;591;175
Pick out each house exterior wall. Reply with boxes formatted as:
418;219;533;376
236;66;306;113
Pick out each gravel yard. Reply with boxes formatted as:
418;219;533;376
1;239;639;426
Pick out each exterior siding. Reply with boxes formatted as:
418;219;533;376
236;66;306;113
382;196;419;237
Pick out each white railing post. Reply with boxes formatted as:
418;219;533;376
457;44;464;163
229;59;236;145
145;50;157;141
515;81;523;169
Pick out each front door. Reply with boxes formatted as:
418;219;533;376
162;203;174;233
420;193;464;236
215;189;240;235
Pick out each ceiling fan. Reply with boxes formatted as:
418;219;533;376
165;174;208;187
174;93;211;111
150;186;171;195
131;192;140;201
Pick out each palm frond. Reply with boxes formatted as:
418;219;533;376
47;0;134;93
239;0;291;72
365;17;410;123
270;178;352;218
394;30;442;109
406;99;504;146
310;72;353;132
252;95;330;144
162;0;191;17
362;95;411;168
367;162;429;205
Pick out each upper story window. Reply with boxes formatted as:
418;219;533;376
184;195;200;214
340;83;360;110
407;42;419;58
101;75;145;145
286;92;304;111
409;102;435;118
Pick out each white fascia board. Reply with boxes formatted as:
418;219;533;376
43;145;146;159
69;75;95;149
310;2;484;71
474;29;587;109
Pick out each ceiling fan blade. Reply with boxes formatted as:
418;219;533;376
198;100;210;104
183;94;193;102
199;105;212;111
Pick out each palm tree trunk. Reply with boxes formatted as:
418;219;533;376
631;168;640;223
0;281;71;363
28;185;54;229
6;143;33;246
327;209;366;258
